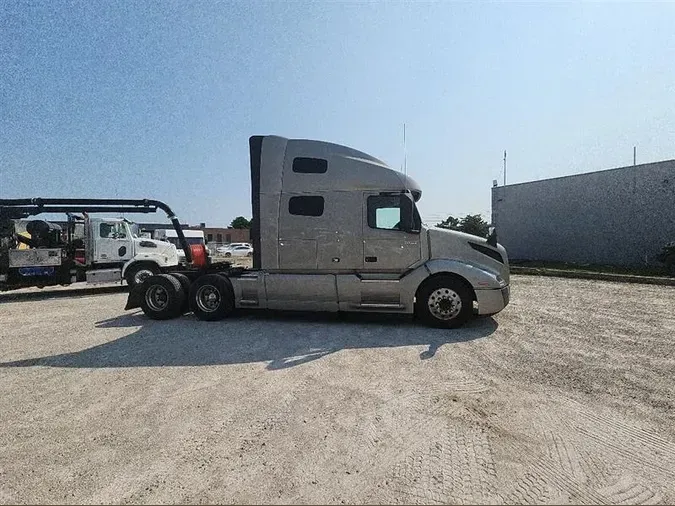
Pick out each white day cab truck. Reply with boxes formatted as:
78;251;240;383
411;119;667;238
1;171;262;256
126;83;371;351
125;135;511;328
0;199;193;290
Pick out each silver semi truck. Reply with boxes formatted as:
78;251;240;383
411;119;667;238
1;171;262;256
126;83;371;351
126;135;510;327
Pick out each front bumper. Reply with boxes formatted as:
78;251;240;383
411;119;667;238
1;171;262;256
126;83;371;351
475;284;510;315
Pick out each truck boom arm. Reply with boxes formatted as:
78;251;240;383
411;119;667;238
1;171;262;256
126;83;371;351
0;198;192;263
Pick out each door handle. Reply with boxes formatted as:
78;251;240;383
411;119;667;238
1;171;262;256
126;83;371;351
365;256;377;263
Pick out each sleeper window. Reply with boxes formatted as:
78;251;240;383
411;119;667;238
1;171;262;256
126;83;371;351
289;196;324;217
292;157;328;174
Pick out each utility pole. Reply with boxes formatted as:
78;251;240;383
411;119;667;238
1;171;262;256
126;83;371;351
503;150;507;186
633;146;636;166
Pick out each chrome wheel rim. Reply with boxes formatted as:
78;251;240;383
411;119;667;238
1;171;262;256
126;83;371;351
428;287;462;320
145;284;169;312
134;269;154;285
196;285;220;313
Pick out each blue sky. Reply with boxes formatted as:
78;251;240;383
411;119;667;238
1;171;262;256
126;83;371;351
2;1;675;227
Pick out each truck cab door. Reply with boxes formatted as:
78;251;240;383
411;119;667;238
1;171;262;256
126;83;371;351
94;221;134;264
362;193;422;272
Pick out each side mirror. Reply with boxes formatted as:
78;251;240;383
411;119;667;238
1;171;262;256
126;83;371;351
487;226;498;246
399;193;420;234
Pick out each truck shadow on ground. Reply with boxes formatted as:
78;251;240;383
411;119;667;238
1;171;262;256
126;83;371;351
0;311;498;371
0;285;127;302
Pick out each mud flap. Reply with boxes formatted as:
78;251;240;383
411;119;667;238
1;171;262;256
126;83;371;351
124;282;145;310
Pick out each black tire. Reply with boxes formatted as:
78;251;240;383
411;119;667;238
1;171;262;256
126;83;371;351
125;262;160;288
140;274;185;320
415;275;474;328
189;273;235;321
169;273;192;314
224;252;232;258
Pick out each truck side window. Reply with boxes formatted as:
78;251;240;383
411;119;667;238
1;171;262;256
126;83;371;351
289;196;324;216
100;223;113;238
99;223;126;239
292;157;328;174
367;196;402;230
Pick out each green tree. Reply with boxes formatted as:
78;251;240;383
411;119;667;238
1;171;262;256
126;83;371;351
436;216;460;230
458;214;490;237
437;214;490;237
229;216;251;229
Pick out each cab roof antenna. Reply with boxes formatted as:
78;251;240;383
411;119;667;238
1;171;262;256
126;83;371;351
403;122;407;178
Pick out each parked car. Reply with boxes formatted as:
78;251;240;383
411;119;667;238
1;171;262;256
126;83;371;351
216;242;251;254
223;245;253;257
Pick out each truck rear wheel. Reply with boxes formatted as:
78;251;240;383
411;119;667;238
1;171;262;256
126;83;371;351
125;262;159;288
189;273;234;321
140;274;185;320
415;275;473;328
169;273;191;314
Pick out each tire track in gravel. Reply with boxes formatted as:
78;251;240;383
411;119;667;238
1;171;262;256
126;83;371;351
559;398;675;479
580;449;614;486
548;432;587;484
490;408;605;505
540;428;664;505
502;400;668;505
499;435;610;505
501;472;555;505
596;476;664;505
176;378;311;471
575;449;665;506
369;422;498;505
346;379;497;504
356;376;489;451
533;406;606;488
518;399;671;504
471;399;609;505
351;380;500;504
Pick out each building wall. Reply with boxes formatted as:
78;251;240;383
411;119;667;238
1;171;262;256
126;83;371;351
491;159;675;266
136;223;250;245
11;219;251;247
139;223;194;234
198;227;250;244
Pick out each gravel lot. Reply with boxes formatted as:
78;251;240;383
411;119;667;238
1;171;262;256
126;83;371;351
1;275;674;504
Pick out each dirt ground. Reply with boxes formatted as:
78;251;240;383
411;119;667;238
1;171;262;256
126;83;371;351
0;275;674;504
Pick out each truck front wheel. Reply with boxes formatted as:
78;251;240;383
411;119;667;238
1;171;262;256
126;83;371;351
189;274;235;321
125;263;159;288
415;276;474;328
140;274;185;320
